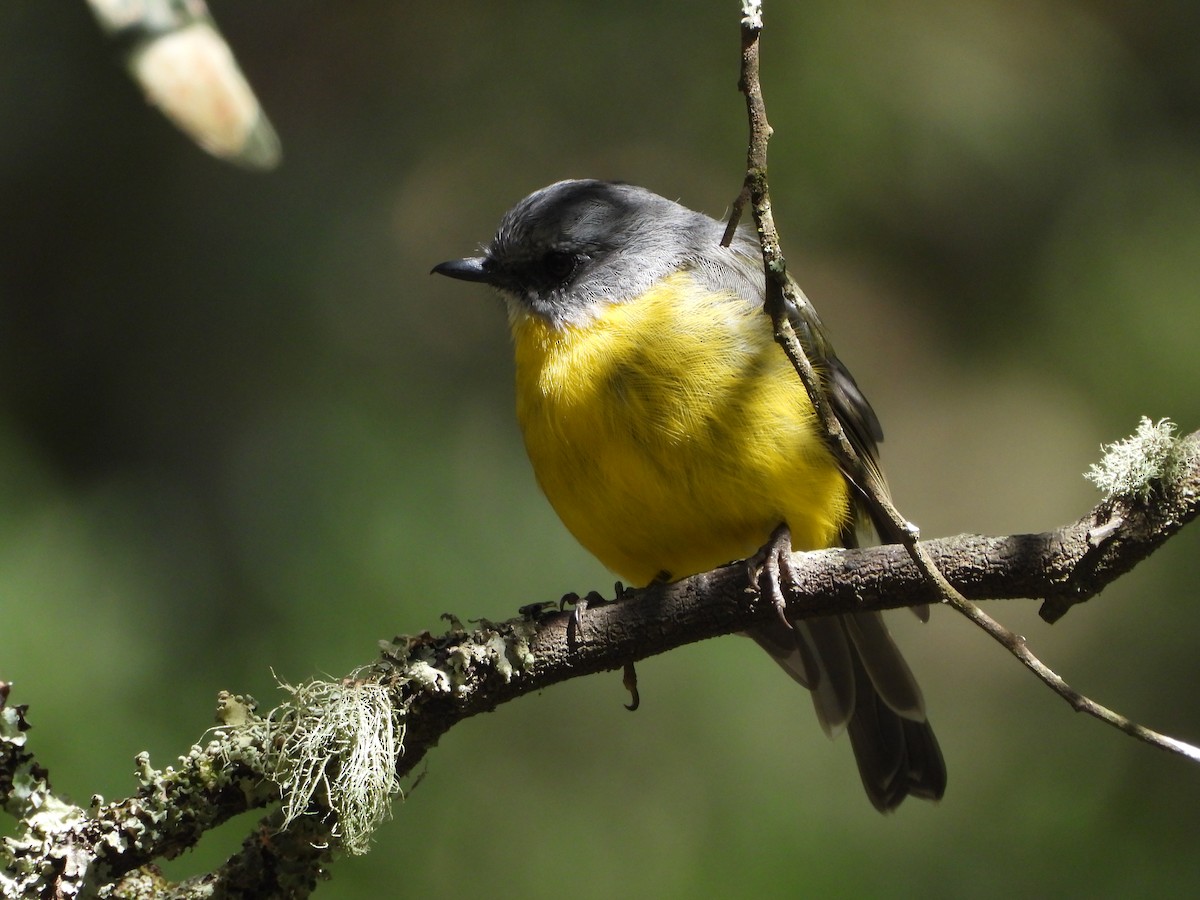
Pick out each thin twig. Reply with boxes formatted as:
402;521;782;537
950;597;1200;762
730;5;1200;766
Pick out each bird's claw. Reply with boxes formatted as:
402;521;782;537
561;589;607;646
623;660;640;711
746;523;796;631
518;601;557;620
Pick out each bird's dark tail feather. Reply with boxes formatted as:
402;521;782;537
748;612;947;812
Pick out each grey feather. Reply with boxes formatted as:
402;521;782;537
434;179;948;812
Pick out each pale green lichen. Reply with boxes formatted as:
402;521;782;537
407;660;451;693
215;691;258;727
486;634;516;682
507;620;537;671
3;618;542;891
259;621;538;854
1085;417;1197;501
267;675;403;856
438;622;537;693
444;645;474;692
1;688;91;899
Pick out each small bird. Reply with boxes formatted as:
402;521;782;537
434;179;946;811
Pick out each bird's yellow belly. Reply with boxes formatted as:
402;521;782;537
510;273;851;586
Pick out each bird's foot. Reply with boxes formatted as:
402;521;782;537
746;523;796;631
559;589;607;645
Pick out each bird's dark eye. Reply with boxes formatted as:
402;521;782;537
540;250;579;283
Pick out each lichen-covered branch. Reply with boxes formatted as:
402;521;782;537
4;424;1199;896
388;425;1200;772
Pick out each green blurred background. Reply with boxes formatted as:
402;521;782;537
3;1;1199;896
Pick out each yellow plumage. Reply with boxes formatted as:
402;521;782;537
433;179;945;811
510;270;851;586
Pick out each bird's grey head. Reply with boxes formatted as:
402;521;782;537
433;179;760;327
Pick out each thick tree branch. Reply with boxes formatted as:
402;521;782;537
5;430;1199;896
392;430;1200;769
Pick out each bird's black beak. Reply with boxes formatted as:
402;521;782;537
431;256;493;283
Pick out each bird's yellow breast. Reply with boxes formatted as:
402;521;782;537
510;271;851;586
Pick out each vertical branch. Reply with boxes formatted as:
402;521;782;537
728;6;878;527
722;2;768;248
725;0;1200;766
